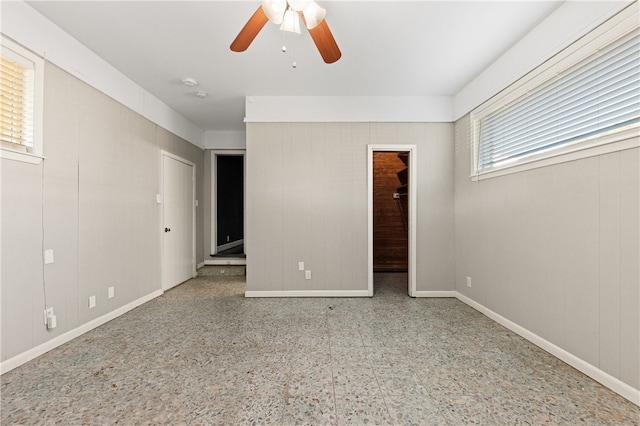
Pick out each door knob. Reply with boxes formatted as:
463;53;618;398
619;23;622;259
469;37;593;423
165;227;171;232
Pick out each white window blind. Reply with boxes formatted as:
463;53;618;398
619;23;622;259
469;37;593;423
0;52;35;151
477;28;640;171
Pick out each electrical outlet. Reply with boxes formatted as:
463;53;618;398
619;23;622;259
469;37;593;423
108;286;115;299
466;276;472;288
43;307;54;325
89;296;96;309
305;270;312;280
44;307;56;329
47;315;57;329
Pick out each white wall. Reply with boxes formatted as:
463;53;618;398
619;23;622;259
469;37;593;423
0;62;205;372
245;122;454;295
0;0;204;148
454;114;639;398
246;96;453;124
204;131;246;150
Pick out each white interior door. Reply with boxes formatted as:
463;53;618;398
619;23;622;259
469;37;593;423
162;153;195;290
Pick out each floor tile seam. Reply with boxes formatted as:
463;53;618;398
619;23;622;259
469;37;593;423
370;364;393;421
326;309;340;424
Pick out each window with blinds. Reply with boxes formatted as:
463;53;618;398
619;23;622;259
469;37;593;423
1;51;35;152
476;27;640;172
0;36;43;163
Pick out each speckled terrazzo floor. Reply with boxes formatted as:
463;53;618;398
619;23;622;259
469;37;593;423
1;273;638;425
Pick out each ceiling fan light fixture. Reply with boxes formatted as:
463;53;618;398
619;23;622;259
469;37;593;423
280;7;301;34
262;0;286;24
301;1;325;29
231;0;340;64
287;0;311;12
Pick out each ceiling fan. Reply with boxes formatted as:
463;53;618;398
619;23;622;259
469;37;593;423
230;0;341;64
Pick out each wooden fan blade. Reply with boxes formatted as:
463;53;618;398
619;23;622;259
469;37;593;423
307;19;341;64
230;6;269;52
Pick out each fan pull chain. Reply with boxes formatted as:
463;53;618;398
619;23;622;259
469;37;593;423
282;28;287;52
292;37;297;68
281;30;297;69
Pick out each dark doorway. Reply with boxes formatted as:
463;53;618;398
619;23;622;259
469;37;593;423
216;155;244;251
373;151;408;272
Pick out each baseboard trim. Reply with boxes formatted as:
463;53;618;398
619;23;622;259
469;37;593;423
245;290;370;298
415;290;457;298
2;285;636;405
455;292;640;406
0;289;164;375
196;261;205;269
205;259;246;266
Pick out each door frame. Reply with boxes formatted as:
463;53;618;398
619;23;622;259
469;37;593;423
161;150;196;290
209;150;246;257
367;144;417;297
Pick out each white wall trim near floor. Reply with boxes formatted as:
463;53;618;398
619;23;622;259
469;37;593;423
2;281;637;406
245;290;370;298
0;290;164;375
415;291;457;298
455;292;640;406
204;259;247;266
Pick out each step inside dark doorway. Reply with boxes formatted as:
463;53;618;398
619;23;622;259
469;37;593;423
216;155;244;251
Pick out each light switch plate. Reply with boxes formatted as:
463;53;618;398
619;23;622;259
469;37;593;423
108;287;115;299
44;249;54;264
89;296;96;309
298;261;304;271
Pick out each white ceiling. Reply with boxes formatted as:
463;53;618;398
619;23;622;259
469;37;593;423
26;0;562;132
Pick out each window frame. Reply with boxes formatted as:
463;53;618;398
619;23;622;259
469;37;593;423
0;35;45;165
470;3;639;180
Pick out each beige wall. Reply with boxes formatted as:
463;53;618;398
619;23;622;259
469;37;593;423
245;122;454;294
1;63;204;363
454;114;640;390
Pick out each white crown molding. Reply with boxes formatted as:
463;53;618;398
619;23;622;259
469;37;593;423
245;96;453;123
204;130;247;150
